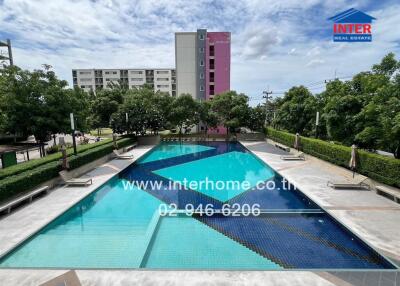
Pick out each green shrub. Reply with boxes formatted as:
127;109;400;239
357;150;400;187
0;161;62;202
0;138;136;202
301;137;350;168
0;138;112;180
265;127;400;188
67;137;134;170
265;128;295;147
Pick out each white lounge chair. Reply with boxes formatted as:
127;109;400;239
376;185;400;203
280;152;305;161
40;270;81;286
275;143;290;152
0;186;49;214
327;176;370;190
113;149;134;159
59;171;93;186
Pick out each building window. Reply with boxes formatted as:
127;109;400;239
130;70;143;74
105;71;110;75
200;73;204;79
199;47;204;53
156;70;169;74
200;85;204;91
79;71;91;75
209;72;214;82
130;78;143;81
157;84;169;88
210;58;215;69
199;60;204;66
80;78;92;82
210;45;215;57
113;71;117;74
199;34;204;40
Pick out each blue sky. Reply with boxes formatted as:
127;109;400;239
1;0;399;105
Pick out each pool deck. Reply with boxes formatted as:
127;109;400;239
0;141;399;285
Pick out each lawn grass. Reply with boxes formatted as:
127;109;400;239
89;128;114;137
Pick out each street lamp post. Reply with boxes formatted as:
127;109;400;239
315;111;320;139
70;113;77;155
262;89;273;126
125;112;129;134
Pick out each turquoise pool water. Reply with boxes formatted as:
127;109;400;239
154;151;275;202
144;215;281;269
140;143;215;163
0;142;395;269
0;179;162;268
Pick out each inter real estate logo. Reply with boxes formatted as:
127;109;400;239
328;8;376;42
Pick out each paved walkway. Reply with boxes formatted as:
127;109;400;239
0;141;398;285
241;141;400;263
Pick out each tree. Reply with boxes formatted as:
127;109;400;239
372;52;398;77
111;86;173;135
273;86;317;135
198;100;218;135
247;105;266;132
0;65;90;153
269;53;400;158
210;91;249;137
90;85;125;133
168;94;199;135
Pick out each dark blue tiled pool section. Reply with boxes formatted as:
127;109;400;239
120;141;396;269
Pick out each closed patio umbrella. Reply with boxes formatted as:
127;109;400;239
61;144;69;170
112;133;118;149
294;133;300;150
349;144;357;178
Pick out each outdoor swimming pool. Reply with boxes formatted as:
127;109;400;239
0;142;396;269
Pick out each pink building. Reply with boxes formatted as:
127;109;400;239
175;29;231;134
205;32;231;100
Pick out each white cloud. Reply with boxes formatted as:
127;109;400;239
238;26;281;59
306;58;325;67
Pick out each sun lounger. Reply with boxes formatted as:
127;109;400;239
59;171;93;186
280;152;305;161
0;186;49;214
376;185;400;203
40;270;81;286
275;143;290;152
113;149;134;159
327;177;370;190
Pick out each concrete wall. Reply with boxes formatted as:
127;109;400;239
137;135;160;145
175;33;197;99
237;133;266;141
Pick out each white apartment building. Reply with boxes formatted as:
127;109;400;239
72;68;176;96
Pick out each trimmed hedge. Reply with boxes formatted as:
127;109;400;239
265;127;400;188
68;137;133;169
0;138;135;202
0;161;62;202
0;138;113;181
